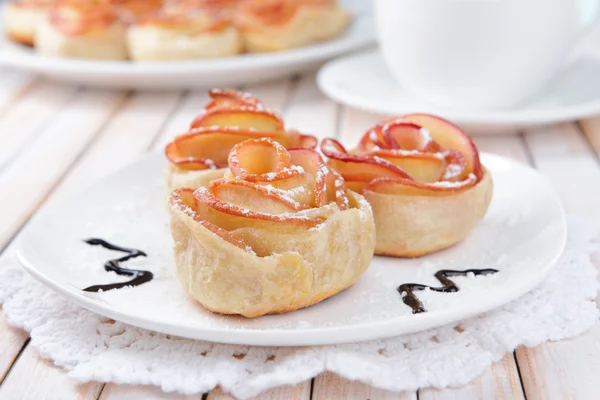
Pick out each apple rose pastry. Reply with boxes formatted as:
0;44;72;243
127;5;241;61
234;0;351;53
2;0;56;46
169;138;375;317
165;88;317;192
35;0;128;60
322;114;493;258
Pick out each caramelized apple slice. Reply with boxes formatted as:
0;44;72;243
165;128;274;170
321;138;414;181
228;138;305;182
368;150;446;183
206;88;263;110
190;108;284;132
399;114;482;180
210;178;310;213
364;174;477;197
193;187;323;232
169;188;255;253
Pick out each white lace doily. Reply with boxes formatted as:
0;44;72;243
0;217;598;399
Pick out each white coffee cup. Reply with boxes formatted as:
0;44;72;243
373;0;600;110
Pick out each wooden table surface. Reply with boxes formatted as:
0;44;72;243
0;68;599;400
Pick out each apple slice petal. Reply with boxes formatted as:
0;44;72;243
364;174;477;196
399;113;482;179
169;188;256;254
190;108;285;132
210;178;310;213
368;150;446;183
193;187;323;232
206;88;263;110
228;138;308;183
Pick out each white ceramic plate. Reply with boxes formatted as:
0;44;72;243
317;48;600;128
17;152;566;346
0;1;374;89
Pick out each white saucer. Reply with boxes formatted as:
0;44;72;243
0;1;373;90
16;152;566;346
318;48;600;127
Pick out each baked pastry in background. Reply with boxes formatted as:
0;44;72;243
235;0;351;52
2;0;56;46
322;114;493;257
36;0;128;60
101;0;164;23
165;88;317;191
127;8;241;61
169;138;375;317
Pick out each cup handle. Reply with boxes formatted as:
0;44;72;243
577;0;600;39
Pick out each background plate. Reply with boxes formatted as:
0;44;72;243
0;1;374;89
17;153;566;346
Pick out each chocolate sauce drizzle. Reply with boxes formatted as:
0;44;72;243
82;238;153;292
397;269;498;314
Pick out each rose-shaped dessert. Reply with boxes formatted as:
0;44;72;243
36;0;128;60
127;5;242;61
165;88;317;192
321;114;493;257
2;0;57;46
234;0;350;52
169;138;375;317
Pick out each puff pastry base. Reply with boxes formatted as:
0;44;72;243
2;2;49;46
365;169;493;257
127;24;241;61
35;20;128;60
169;191;375;318
239;6;351;53
165;163;226;193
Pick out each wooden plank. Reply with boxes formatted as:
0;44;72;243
0;68;36;116
0;80;79;171
243;78;294;112
0;88;125;247
338;106;382;145
419;354;524;400
313;372;415;400
100;384;201;400
0;347;101;400
516;324;600;400
51;91;182;199
0;91;181;399
513;122;600;400
208;382;311;400
283;74;338;140
152;91;210;150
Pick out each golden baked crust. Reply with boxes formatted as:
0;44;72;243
164;89;317;192
235;0;351;52
35;0;128;60
169;138;375;317
364;169;493;257
127;10;242;61
2;1;56;46
322;114;493;257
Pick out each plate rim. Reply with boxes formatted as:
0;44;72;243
16;152;567;346
317;48;600;126
0;16;374;76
